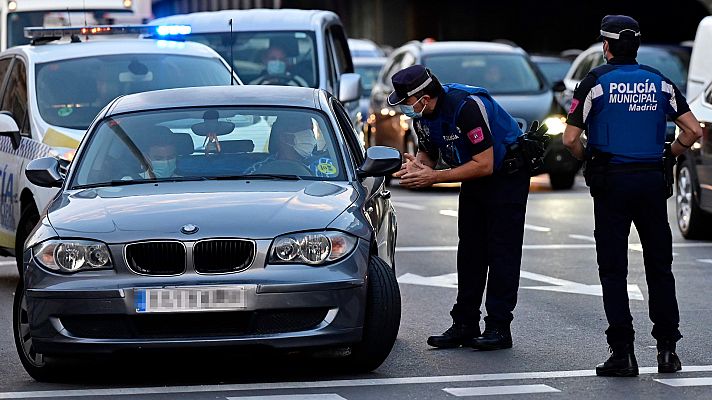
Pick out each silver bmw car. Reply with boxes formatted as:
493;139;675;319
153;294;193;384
14;85;402;381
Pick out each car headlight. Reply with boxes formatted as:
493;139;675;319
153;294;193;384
33;240;113;273
269;231;358;265
542;115;567;135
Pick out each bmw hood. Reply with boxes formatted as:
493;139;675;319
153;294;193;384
47;180;358;243
492;91;554;129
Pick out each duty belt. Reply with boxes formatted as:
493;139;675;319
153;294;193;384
605;161;663;174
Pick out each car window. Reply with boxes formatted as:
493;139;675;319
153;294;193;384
705;86;712;105
70;107;346;188
424;53;545;94
187;31;318;88
329;25;352;75
332;99;364;165
0;58;12;91
35;54;230;130
572;53;598;81
2;59;28;136
381;51;407;89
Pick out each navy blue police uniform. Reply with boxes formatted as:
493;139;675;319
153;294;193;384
389;66;530;342
567;20;689;349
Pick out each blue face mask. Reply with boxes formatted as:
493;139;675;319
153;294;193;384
267;60;287;75
399;96;425;119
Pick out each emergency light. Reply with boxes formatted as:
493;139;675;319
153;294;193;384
23;25;192;40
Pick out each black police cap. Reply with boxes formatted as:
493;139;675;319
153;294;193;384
388;65;437;106
600;15;641;40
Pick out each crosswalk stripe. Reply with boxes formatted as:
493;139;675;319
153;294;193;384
227;395;347;400
654;377;712;387
443;384;560;396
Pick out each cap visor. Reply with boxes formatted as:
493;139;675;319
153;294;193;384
387;90;406;106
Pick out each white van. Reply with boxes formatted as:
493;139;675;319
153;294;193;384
687;16;712;100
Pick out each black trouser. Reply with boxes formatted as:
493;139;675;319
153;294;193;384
592;169;682;345
450;169;530;329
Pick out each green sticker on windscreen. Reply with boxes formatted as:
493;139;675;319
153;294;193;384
57;107;73;117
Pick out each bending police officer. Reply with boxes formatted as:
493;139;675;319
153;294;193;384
389;65;530;350
563;15;703;377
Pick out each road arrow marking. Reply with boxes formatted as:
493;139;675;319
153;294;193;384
398;270;644;300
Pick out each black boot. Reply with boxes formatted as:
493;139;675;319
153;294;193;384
596;343;639;377
470;326;512;351
657;340;682;373
427;323;480;348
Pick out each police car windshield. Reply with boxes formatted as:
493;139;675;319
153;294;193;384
424;53;545;95
70;107;346;189
184;31;318;88
35;54;231;130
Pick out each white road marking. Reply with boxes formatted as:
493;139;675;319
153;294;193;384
698;259;712;264
396;243;712;252
398;271;644;300
392;201;426;211
628;244;644;252
0;260;15;266
654;377;712;387
524;224;551;232
2;367;712;399
568;234;596;242
443;384;560;396
439;209;459;217
227;395;346;400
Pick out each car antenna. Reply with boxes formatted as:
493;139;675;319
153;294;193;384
83;0;89;41
229;18;235;85
67;7;81;43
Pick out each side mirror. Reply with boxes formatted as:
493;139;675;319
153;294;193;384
26;157;64;188
0;111;21;149
339;73;362;103
357;146;402;178
551;80;566;93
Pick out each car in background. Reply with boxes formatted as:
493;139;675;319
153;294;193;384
14;85;401;381
0;25;238;274
531;55;572;85
353;56;386;133
688;16;712;101
367;40;581;189
557;43;692;141
150;9;362;132
675;80;712;239
349;38;385;58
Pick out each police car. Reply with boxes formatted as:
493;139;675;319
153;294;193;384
0;25;238;273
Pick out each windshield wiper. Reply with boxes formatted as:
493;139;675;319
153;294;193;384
207;174;302;181
72;176;208;190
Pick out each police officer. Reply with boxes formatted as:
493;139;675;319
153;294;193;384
389;65;530;350
563;15;703;377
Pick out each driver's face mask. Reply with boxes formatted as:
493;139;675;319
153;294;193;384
151;158;176;178
290;129;317;158
267;59;287;75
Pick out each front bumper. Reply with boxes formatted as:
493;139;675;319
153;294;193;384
24;240;369;355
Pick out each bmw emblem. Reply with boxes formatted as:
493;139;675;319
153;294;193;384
180;224;199;235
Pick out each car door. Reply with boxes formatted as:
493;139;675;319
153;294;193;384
332;98;396;266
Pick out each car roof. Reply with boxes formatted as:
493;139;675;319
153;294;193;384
352;57;387;66
421;41;526;56
150;9;340;33
5;38;222;64
108;85;322;116
531;55;570;62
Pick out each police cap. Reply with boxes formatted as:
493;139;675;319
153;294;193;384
388;65;441;106
600;15;641;40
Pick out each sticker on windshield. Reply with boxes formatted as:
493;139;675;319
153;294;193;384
313;158;338;177
57;107;74;117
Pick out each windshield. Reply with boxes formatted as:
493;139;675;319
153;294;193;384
35;54;231;130
637;47;690;94
70;107;346;188
185;31;318;88
424;53;545;95
354;65;383;97
7;10;121;48
534;60;571;84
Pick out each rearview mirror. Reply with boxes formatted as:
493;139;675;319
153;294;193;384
26;157;64;188
339;73;362;103
0;111;21;149
551;80;566;93
358;146;402;178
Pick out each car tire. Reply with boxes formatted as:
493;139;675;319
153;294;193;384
13;281;62;382
15;204;39;277
346;256;401;372
549;171;576;190
676;161;712;239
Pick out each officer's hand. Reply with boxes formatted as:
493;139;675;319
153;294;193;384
393;153;424;178
400;162;437;189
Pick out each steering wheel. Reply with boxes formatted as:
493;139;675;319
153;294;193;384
254;159;312;176
252;74;309;87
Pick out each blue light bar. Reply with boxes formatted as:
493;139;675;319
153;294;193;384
155;25;191;36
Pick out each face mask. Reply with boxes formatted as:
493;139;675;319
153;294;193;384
399;96;425;119
151;158;176;178
291;129;317;158
267;59;287;75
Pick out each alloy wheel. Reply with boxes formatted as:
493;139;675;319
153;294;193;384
16;290;45;368
677;166;693;233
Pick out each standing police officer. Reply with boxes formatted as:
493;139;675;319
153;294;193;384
563;15;703;377
389;65;531;350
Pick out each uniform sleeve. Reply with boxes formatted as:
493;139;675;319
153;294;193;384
566;73;599;129
456;98;493;157
414;120;439;159
661;78;690;120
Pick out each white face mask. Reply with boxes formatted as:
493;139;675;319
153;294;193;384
290;129;317;158
267;59;287;75
151;158;176;178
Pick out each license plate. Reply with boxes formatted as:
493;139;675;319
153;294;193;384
135;286;246;313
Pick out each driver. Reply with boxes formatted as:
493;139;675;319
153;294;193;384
129;127;181;179
249;44;309;87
